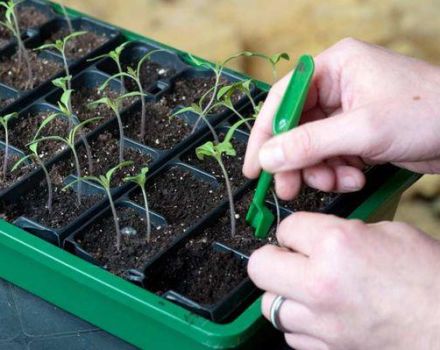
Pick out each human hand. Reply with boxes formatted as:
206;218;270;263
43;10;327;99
248;213;440;350
243;38;440;200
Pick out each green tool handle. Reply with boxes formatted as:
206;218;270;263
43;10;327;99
253;171;273;203
273;55;314;135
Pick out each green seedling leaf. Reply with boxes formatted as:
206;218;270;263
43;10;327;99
0;112;17;127
11;154;31;172
186;53;210;69
195;141;216;160
123;166;149;187
63;30;87;43
136;49;163;75
33;113;60;141
173;103;203;117
106;160;134;183
52;76;72;90
270;52;290;65
216;141;236;157
224;117;255;144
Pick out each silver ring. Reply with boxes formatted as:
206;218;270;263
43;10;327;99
270;295;287;332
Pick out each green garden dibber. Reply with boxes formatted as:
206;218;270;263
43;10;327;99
246;54;315;238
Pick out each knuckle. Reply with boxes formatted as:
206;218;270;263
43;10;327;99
320;225;350;254
335;37;365;51
306;273;340;305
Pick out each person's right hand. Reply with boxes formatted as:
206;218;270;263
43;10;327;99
243;38;440;200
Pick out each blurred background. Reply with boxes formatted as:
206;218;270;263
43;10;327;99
62;0;440;237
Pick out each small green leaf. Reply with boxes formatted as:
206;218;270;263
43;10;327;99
270;52;290;65
63;30;87;44
60;90;72;111
195;141;216;160
123;166;149;187
34;43;56;51
223;117;254;145
11;154;31;172
216;141;236;157
105;160;134;185
52;76;71;90
89;97;112;109
33;113;60;141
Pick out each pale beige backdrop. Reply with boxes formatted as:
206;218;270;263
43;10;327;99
62;0;440;236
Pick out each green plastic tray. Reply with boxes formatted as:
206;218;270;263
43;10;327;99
0;2;422;349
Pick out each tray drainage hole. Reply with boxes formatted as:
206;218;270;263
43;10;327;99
121;226;137;236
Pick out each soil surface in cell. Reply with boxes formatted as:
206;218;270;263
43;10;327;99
69;84;136;126
147;242;248;305
279;186;339;212
2;111;70;158
59;131;152;187
123;101;191;150
0;5;49;48
162;75;243;112
0;50;62;91
122;59;175;92
45;27;108;60
0;150;35;191
1;165;102;228
0;30;11;49
16;5;50;28
131;166;223;228
182;132;248;189
76;206;170;277
200;192;277;255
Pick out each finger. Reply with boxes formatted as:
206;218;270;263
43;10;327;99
247;245;311;302
243;75;291;179
258;108;376;173
274;170;302;200
262;292;316;335
276;212;346;255
326;158;366;192
342;155;366;169
285;333;329;350
302;163;336;192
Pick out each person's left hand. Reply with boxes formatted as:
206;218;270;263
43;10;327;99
248;212;440;350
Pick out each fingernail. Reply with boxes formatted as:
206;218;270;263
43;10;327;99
259;142;284;169
341;175;361;191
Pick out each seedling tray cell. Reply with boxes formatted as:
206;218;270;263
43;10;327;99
0;2;422;349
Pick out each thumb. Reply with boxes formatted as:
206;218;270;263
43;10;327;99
259;108;380;173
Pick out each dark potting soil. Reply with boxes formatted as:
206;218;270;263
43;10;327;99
59;131;152;187
182;134;248;189
70;85;136;126
131;166;223;228
45;28;108;60
76;206;172;277
15;5;51;29
0;30;11;49
200;192;277;256
147;242;248;305
2;112;70;158
0;50;62;91
1;165;102;229
160;75;242;111
122;60;175;92
0;150;35;191
123;101;191;150
278;186;339;212
0;5;49;47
